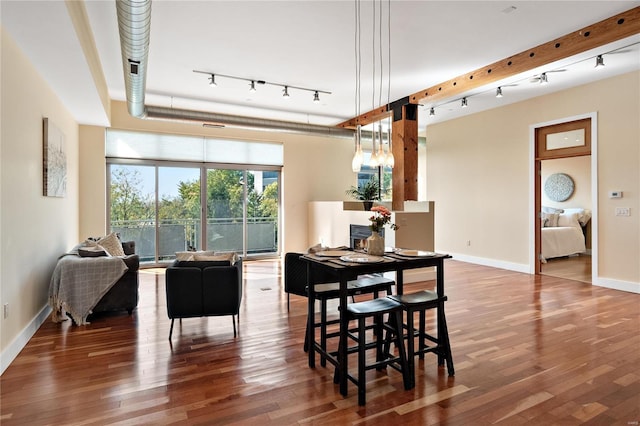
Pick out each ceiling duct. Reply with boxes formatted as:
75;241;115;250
115;0;353;138
116;0;151;118
145;106;354;138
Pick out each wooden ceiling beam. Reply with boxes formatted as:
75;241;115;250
337;6;640;128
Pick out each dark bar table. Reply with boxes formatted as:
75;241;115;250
301;251;451;397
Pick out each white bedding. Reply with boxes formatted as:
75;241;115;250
541;226;586;260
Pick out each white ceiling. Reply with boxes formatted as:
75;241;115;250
2;1;639;131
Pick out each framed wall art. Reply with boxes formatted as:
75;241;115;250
43;117;67;197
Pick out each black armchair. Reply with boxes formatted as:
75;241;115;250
165;258;243;340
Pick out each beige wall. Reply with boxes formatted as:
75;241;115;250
1;29;79;368
426;71;639;287
79;101;356;254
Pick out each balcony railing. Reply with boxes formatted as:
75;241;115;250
112;217;277;263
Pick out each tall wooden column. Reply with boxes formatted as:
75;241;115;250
391;103;418;211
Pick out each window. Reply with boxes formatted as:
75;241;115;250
107;130;282;264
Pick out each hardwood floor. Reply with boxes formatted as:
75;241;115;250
1;259;638;425
542;254;592;284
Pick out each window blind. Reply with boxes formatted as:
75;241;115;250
106;129;283;166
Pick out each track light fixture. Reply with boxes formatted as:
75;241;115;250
539;73;549;84
496;87;503;98
461;97;468;108
595;54;605;68
194;70;330;104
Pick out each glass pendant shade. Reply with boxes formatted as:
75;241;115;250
351;125;363;172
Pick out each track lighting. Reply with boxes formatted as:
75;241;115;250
496;87;503;98
429;107;435;116
461;97;468;108
539;73;549;84
194;70;330;104
595;55;605;68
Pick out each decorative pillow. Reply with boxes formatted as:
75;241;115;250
557;212;581;229
176;250;216;261
562;208;592;226
96;232;125;257
78;245;109;257
542;212;559;227
542;206;564;214
193;252;238;265
175;251;195;261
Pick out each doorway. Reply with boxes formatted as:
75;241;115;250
532;113;598;283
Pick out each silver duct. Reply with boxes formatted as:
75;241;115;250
116;0;151;118
145;106;354;138
116;0;353;138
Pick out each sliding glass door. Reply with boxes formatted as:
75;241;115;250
205;169;279;256
157;166;201;260
109;164;156;262
246;170;279;254
109;162;280;264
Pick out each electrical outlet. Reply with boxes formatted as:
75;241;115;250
615;207;630;217
3;303;8;319
466;240;471;246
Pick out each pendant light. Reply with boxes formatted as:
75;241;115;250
370;126;380;167
385;117;394;168
377;123;385;165
351;0;363;173
351;124;364;172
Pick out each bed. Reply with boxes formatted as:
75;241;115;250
541;207;591;261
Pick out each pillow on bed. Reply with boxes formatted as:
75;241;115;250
557;212;581;229
542;206;564;214
562;208;592;226
542;212;560;227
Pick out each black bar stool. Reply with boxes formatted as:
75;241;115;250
339;297;411;406
305;276;394;367
387;290;454;388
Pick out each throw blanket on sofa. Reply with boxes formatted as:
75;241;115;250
49;251;128;325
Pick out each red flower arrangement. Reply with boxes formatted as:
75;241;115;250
368;205;398;233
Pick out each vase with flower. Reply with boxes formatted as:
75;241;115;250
366;205;397;256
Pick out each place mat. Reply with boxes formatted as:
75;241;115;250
394;249;437;257
315;250;353;257
339;254;385;263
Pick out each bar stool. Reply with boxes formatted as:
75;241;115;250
339;297;411;406
305;276;395;367
387;290;454;388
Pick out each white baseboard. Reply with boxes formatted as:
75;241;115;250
447;253;530;274
594;277;640;294
1;304;51;376
450;252;639;294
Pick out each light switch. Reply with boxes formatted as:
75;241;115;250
615;207;630;217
